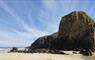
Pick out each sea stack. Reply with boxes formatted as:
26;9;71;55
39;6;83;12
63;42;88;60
56;11;95;50
29;11;95;55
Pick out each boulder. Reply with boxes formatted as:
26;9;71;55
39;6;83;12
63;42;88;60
80;49;92;56
9;47;18;52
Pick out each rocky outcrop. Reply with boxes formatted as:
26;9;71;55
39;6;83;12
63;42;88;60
55;11;95;50
29;11;95;55
79;49;92;56
28;32;58;51
9;47;30;53
9;47;18;52
28;49;68;55
59;11;94;38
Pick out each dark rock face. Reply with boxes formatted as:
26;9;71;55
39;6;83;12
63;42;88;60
29;11;95;55
29;32;58;51
9;47;18;52
80;49;92;56
9;47;30;53
57;11;95;50
59;11;94;38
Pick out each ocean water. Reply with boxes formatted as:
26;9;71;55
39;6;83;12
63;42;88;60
0;47;11;53
0;47;25;53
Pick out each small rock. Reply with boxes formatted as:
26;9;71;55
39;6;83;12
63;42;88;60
80;49;92;56
9;47;18;52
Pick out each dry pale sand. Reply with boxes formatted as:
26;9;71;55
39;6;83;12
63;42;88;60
0;53;95;60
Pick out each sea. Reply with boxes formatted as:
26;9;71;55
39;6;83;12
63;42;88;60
0;47;25;53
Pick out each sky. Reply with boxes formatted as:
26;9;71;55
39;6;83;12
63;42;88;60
0;0;95;47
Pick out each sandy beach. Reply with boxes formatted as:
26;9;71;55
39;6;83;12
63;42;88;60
0;53;95;60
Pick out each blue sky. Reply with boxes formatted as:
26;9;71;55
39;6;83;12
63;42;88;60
0;0;95;47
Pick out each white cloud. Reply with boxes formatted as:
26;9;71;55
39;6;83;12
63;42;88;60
38;9;58;31
41;0;58;12
21;21;50;37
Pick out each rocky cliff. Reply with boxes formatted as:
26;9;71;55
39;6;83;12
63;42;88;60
29;32;58;51
55;11;95;50
29;11;95;52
